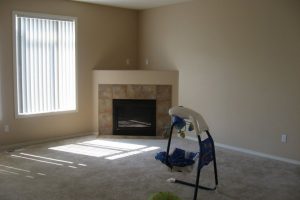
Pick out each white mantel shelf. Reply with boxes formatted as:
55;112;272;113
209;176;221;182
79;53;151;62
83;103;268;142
93;69;178;85
92;69;179;132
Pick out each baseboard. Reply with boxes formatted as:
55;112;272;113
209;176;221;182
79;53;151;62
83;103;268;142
185;135;300;165
215;143;300;165
0;132;98;152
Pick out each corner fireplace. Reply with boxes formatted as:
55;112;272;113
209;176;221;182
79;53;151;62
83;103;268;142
113;99;156;136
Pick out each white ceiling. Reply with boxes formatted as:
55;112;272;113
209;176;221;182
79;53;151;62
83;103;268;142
73;0;192;10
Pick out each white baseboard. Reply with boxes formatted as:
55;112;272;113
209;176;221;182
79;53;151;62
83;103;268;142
215;143;300;165
0;132;97;152
185;135;300;165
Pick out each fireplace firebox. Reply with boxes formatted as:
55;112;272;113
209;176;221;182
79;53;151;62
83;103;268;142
113;99;156;136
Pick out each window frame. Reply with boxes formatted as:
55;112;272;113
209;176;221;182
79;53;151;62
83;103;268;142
12;11;78;118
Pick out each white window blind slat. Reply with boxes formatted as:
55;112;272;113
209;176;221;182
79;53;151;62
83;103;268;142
46;19;50;112
26;18;32;114
14;12;76;117
20;17;27;113
42;20;46;112
33;19;38;113
37;19;42;112
50;20;54;111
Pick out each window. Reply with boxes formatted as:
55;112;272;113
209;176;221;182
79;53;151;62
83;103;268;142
13;12;77;117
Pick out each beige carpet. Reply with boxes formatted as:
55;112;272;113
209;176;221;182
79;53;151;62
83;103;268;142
0;135;299;200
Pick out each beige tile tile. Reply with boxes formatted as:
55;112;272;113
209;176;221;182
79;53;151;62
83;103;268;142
127;85;142;99
140;85;156;99
157;100;171;115
99;99;112;113
99;113;112;128
157;85;172;101
112;85;127;99
99;85;112;99
99;127;113;135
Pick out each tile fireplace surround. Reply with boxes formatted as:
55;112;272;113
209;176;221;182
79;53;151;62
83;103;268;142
93;70;179;137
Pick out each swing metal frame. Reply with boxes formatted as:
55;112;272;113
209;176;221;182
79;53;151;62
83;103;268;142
165;123;218;200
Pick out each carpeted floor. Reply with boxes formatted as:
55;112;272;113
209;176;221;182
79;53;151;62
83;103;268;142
0;135;299;200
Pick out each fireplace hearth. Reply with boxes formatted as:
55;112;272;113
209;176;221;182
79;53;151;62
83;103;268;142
113;99;156;136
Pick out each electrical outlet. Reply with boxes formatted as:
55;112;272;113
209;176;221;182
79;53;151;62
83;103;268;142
281;134;287;143
4;125;10;133
145;59;149;65
126;58;130;65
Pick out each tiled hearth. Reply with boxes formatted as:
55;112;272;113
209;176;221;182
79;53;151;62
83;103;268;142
98;84;172;136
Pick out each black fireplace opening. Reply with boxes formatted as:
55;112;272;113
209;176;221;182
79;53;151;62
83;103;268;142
113;99;156;136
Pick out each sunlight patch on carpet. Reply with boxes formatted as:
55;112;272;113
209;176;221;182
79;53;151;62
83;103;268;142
49;139;160;159
105;147;160;160
79;140;146;151
20;153;73;164
49;144;122;157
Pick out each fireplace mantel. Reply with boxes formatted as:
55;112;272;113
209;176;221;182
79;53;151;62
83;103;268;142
92;69;179;134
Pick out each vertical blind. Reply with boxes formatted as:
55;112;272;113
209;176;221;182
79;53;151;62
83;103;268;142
15;13;76;116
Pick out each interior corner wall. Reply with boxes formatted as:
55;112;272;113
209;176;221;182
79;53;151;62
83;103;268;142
0;0;138;146
138;0;300;161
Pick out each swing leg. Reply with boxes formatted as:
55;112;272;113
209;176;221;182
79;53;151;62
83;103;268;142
173;179;216;191
194;159;201;199
166;124;175;157
206;131;219;186
165;124;175;168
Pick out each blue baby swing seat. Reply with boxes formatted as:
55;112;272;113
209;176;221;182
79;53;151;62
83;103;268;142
155;106;218;200
155;147;199;169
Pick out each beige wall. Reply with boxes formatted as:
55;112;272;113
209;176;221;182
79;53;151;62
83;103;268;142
1;0;299;162
0;0;138;145
139;0;300;160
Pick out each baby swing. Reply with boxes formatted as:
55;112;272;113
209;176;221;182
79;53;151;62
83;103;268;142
156;106;218;200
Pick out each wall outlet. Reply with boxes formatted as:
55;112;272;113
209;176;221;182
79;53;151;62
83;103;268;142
126;58;130;65
145;59;149;65
4;125;10;133
281;134;287;143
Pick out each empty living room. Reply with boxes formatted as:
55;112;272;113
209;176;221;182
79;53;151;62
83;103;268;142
0;0;299;199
